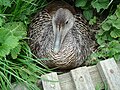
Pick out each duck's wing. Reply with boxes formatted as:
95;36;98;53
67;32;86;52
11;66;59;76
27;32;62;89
70;14;95;67
74;13;95;48
28;10;52;56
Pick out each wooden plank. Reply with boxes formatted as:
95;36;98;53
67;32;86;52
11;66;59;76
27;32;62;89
41;72;61;90
70;66;95;90
87;65;104;89
97;58;120;90
37;60;120;90
58;73;76;90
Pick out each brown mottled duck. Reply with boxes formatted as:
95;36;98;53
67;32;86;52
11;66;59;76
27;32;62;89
28;0;95;69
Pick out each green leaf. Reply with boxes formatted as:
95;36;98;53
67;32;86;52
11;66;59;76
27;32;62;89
4;22;27;39
109;40;120;52
0;44;10;57
83;10;93;20
102;20;111;31
115;4;120;18
4;35;19;49
0;28;9;43
91;0;109;12
108;15;117;20
0;22;26;58
108;48;117;56
110;28;120;38
96;36;105;45
97;29;105;35
11;44;21;59
75;0;87;7
89;16;97;25
114;53;120;61
112;19;120;29
0;0;11;7
97;40;120;58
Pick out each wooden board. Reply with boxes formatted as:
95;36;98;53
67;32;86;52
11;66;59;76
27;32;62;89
12;59;120;90
97;58;120;90
58;65;104;90
37;58;120;90
41;72;61;90
70;66;95;90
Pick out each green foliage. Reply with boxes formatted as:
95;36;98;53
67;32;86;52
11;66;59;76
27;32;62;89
91;0;109;12
11;44;21;59
75;0;113;21
0;22;26;57
75;0;87;7
89;16;97;25
83;10;93;20
91;4;120;62
0;0;11;7
0;0;46;23
0;0;48;89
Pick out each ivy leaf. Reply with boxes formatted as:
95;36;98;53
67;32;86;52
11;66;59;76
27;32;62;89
114;53;120;61
109;40;120;52
112;19;120;29
102;21;111;31
75;0;87;7
115;5;120;18
97;29;105;35
108;48;118;56
4;22;27;39
91;0;109;12
108;41;120;57
0;0;11;7
96;36;105;45
11;44;21;59
0;44;10;57
108;15;117;20
83;10;93;20
110;28;120;38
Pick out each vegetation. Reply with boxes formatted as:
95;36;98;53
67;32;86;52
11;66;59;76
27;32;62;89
0;0;120;89
0;0;51;90
75;0;120;65
92;4;120;62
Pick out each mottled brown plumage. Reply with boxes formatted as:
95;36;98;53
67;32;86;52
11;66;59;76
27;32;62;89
28;0;95;69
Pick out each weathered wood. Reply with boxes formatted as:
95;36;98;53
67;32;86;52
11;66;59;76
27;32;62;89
58;73;75;90
70;66;95;90
97;58;120;90
87;65;104;89
58;65;104;90
41;72;61;90
39;59;120;90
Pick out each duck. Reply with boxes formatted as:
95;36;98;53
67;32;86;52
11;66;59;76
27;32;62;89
28;0;95;69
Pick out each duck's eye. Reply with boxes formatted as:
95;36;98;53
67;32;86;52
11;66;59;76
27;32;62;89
65;21;68;24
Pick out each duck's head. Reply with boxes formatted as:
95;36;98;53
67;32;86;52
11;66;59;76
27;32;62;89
52;8;75;53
